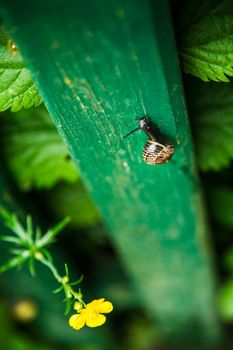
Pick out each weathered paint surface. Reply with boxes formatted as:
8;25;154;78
0;0;221;343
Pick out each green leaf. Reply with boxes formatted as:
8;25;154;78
70;275;83;286
28;256;36;276
64;297;72;315
0;25;42;111
0;207;28;241
26;215;33;242
0;206;14;227
36;216;70;247
0;106;79;190
40;247;53;262
219;279;233;321
177;0;233;81
65;263;69;278
35;227;42;241
1;235;21;244
53;285;64;294
0;254;28;274
186;78;233;171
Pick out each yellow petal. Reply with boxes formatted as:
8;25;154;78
86;313;106;328
86;298;105;312
69;314;85;330
87;299;105;307
96;301;113;314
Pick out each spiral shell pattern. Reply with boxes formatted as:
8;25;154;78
142;140;174;165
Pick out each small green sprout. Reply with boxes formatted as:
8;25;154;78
0;207;113;328
0;207;84;311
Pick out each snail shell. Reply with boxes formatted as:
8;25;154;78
142;140;174;165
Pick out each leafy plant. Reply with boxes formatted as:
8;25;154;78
0;25;42;111
0;106;79;190
177;0;233;81
0;207;72;284
185;78;233;171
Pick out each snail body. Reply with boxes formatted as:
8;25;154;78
123;116;174;165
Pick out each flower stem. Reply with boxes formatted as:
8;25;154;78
37;255;62;283
36;253;86;306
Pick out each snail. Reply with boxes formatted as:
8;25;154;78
123;116;174;165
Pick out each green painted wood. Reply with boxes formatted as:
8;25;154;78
0;0;221;344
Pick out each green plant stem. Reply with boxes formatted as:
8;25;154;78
37;254;86;307
39;257;62;283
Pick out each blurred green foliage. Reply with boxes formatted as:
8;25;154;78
184;78;233;323
185;78;233;171
0;106;79;191
0;300;53;350
176;0;233;82
0;106;153;348
219;280;233;321
42;181;100;228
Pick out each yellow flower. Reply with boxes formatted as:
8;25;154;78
69;298;113;330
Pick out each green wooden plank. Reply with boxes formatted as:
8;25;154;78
0;0;221;344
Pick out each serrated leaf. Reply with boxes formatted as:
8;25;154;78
177;0;233;81
186;78;233;171
0;25;42;111
0;106;79;190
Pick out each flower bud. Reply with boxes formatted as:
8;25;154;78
62;276;69;284
74;301;83;312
